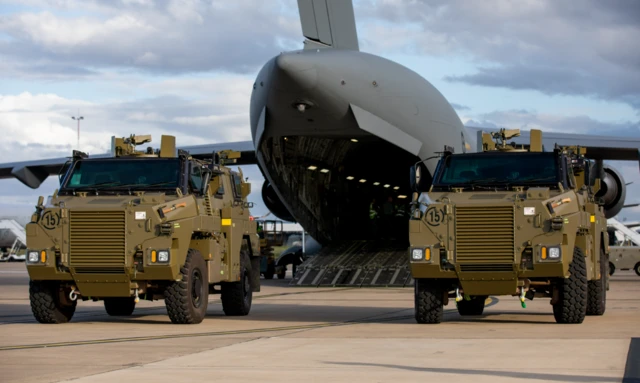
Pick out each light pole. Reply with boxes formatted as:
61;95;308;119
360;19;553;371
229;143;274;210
71;115;84;150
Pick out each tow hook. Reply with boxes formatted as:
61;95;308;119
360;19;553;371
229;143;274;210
520;288;526;308
134;289;140;303
455;287;463;302
69;287;78;301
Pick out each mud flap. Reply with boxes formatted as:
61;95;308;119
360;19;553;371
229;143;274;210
250;255;261;292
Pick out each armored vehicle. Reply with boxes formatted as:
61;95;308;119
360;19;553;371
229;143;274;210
24;134;261;324
408;128;639;324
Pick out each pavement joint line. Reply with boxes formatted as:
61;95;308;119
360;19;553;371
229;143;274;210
0;311;447;351
0;300;476;352
0;286;359;324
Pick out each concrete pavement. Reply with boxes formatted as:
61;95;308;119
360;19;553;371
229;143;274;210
0;263;638;383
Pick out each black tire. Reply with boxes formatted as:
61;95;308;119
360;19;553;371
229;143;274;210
221;251;252;316
587;248;607;316
104;297;136;316
277;266;286;280
553;246;588;324
164;249;209;324
634;263;640;277
457;295;487;316
414;278;444;324
263;263;275;280
29;280;76;324
609;262;615;276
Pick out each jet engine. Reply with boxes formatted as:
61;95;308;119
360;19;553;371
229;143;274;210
595;165;626;219
261;181;295;222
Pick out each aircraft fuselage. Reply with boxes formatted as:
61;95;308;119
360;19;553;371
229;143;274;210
250;48;474;244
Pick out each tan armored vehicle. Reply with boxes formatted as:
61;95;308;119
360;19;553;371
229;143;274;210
25;134;261;324
408;128;637;324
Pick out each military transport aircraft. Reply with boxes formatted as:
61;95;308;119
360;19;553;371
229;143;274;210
1;0;639;286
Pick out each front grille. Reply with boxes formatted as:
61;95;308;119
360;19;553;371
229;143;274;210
460;264;513;272
455;205;515;268
74;267;124;274
69;211;126;273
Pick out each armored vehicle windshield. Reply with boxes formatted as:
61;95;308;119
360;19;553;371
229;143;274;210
432;151;561;191
60;158;181;194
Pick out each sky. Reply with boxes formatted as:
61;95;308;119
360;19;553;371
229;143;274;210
0;0;639;226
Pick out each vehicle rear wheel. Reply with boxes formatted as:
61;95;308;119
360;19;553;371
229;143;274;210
457;295;487;316
552;246;588;324
635;262;640;277
29;280;76;324
104;297;136;316
164;249;209;324
414;278;444;324
587;248;606;316
221;251;252;316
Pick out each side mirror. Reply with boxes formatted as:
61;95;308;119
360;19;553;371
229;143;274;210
410;164;422;192
201;168;212;195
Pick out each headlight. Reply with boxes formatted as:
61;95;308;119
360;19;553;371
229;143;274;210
411;248;424;260
150;249;170;263
26;250;46;264
410;247;432;262
27;251;39;263
158;250;170;263
540;245;561;261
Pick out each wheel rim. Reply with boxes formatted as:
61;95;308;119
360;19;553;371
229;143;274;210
191;268;203;308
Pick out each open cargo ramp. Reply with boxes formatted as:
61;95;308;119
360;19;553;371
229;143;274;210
289;240;413;287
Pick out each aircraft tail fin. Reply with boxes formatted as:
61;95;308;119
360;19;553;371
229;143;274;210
297;0;359;50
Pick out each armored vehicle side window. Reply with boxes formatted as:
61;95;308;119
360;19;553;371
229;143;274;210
434;152;560;189
62;159;181;193
189;165;203;192
231;173;242;201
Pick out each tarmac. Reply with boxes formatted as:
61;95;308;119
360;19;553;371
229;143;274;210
0;262;638;383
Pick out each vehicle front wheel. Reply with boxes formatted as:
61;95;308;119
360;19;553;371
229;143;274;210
635;262;640;277
415;278;444;324
457;295;487;316
552;246;588;324
221;252;253;316
164;249;209;324
104;297;136;316
29;280;76;324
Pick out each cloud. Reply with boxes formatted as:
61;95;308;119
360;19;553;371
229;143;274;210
0;68;276;222
0;0;302;77
0;87;256;164
450;103;470;111
355;0;640;111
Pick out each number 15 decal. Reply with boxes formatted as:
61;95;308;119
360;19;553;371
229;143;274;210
425;207;445;226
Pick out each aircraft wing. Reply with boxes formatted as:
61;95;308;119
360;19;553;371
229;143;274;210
466;126;640;167
466;126;640;151
0;140;256;189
